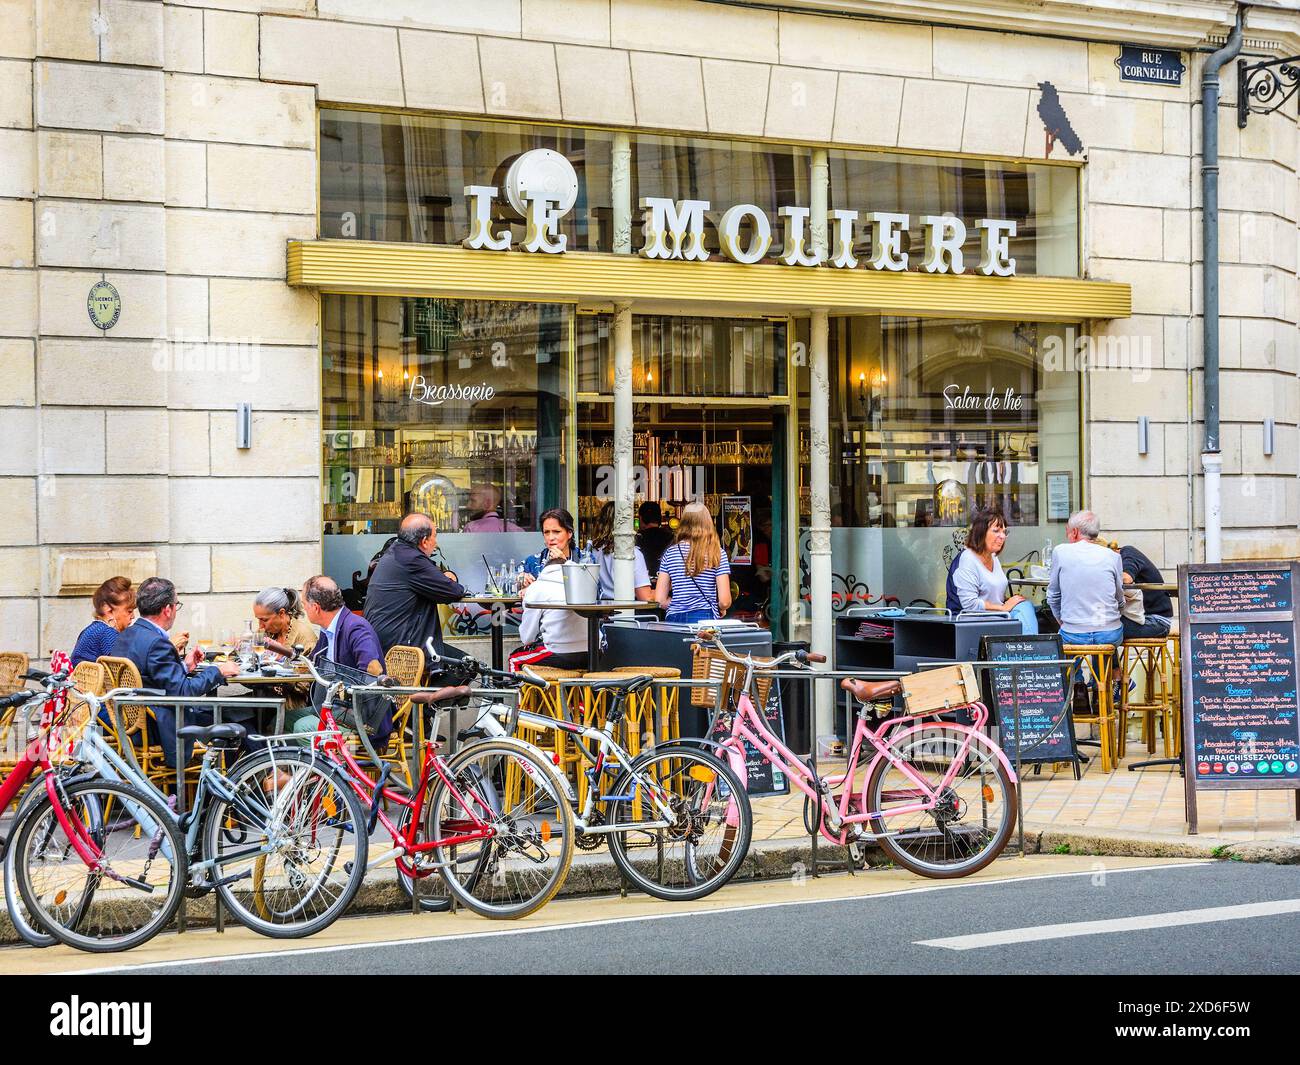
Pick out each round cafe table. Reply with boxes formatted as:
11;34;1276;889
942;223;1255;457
459;595;523;672
528;601;660;671
222;669;313;734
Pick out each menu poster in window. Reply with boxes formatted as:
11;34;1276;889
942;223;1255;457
1179;562;1300;835
979;634;1078;770
721;496;753;565
710;683;788;797
1046;471;1072;521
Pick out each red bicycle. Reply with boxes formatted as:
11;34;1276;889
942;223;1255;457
282;646;574;919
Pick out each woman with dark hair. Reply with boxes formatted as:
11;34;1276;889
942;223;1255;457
511;508;587;671
587;500;654;602
519;507;576;589
948;507;1038;634
71;576;136;666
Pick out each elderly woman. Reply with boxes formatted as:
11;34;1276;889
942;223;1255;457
950;506;1038;634
252;586;317;656
71;576;136;667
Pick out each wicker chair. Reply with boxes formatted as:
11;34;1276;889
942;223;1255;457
381;644;424;790
0;652;29;697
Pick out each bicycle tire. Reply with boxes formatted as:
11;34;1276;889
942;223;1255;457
428;739;574;920
201;747;368;939
4;778;64;947
605;745;752;902
13;778;186;953
863;725;1015;879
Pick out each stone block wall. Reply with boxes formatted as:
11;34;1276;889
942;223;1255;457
0;0;1297;656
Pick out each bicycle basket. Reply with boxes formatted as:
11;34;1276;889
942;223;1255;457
314;657;395;737
690;646;772;709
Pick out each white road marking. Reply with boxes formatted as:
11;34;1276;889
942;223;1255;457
919;898;1300;950
58;860;1211;974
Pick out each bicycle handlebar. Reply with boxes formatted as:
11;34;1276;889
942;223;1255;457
688;630;822;672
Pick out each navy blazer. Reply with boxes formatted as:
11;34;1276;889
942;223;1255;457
111;618;224;698
309;607;384;673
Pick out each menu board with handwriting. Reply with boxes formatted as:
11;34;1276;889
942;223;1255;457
1180;562;1300;833
1186;568;1292;616
711;683;789;797
980;634;1078;769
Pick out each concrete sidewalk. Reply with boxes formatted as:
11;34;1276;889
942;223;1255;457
748;749;1300;863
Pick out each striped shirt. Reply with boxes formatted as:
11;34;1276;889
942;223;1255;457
659;542;731;617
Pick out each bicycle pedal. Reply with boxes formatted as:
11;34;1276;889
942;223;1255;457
599;792;636;802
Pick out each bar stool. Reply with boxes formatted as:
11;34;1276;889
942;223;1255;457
611;665;681;746
1167;631;1183;756
1062;643;1118;773
516;665;585;783
1117;638;1175;759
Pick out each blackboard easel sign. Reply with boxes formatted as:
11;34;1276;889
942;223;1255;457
979;633;1080;774
710;684;790;798
1179;561;1300;834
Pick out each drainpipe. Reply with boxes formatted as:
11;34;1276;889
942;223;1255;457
611;133;635;602
1200;4;1246;563
808;148;833;737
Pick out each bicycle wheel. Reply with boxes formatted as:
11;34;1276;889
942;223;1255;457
394;806;451;913
4;774;79;948
202;748;368;939
863;723;1015;878
13;778;186;953
606;745;752;902
427;740;573;919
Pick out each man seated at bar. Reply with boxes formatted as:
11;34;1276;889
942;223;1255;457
461;483;522;532
296;574;386;739
949;506;1038;634
1117;542;1174;640
1047;510;1126;646
363;512;466;658
111;576;244;770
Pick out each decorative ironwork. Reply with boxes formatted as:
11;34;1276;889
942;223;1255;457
1238;55;1300;128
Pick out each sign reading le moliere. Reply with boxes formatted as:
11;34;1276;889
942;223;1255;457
461;149;1018;277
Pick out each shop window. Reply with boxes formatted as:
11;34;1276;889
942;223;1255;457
321;295;571;597
795;317;1081;613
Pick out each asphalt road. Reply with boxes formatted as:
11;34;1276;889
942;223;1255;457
13;857;1300;976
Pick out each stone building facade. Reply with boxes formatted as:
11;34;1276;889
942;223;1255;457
0;0;1298;658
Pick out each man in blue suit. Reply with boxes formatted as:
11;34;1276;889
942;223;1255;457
111;576;244;770
295;575;388;740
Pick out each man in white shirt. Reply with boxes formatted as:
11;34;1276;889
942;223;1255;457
1047;510;1126;646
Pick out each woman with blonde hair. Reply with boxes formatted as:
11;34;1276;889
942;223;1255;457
655;502;732;624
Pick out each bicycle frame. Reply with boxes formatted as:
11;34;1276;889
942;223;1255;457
720;679;1017;847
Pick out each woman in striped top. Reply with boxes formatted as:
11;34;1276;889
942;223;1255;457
654;502;732;624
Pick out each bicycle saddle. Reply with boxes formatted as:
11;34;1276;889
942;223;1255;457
177;723;247;745
579;674;654;696
408;685;472;705
841;678;902;702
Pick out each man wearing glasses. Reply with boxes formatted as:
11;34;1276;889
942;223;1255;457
112;576;246;771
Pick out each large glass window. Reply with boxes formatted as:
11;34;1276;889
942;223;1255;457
322;295;571;594
796;318;1081;612
320;110;1079;277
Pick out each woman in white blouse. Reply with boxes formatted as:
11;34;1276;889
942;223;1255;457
950;507;1038;634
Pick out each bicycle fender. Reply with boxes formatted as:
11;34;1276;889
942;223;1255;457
859;721;1018;798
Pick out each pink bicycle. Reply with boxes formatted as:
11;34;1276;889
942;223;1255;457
695;632;1018;878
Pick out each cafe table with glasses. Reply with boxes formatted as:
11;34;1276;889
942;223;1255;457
459;595;523;672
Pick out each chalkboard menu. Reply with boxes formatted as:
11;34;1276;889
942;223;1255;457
1180;561;1300;834
711;684;789;797
979;634;1078;769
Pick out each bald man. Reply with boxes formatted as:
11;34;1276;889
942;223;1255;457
363;512;466;655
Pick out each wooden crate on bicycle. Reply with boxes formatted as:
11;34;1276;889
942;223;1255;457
900;663;980;716
691;645;771;710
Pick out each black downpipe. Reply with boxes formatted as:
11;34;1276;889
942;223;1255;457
1202;5;1247;455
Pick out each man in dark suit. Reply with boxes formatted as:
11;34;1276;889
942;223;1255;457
299;575;387;740
363;513;466;656
111;576;243;770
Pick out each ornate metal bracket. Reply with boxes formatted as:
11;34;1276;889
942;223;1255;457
1238;55;1300;128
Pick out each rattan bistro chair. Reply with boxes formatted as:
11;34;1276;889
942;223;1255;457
1061;644;1118;774
381;644;424;789
0;652;29;697
96;655;200;793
